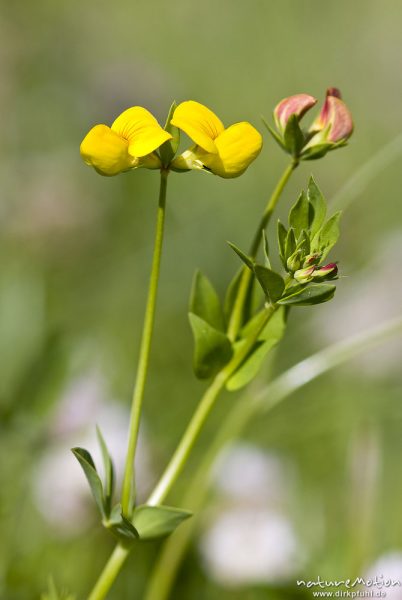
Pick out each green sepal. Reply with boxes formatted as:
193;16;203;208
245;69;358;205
300;142;334;160
71;447;105;518
132;504;192;541
190;270;224;331
254;265;285;304
103;504;139;543
188;312;233;379
289;191;310;238
159;101;180;167
278;283;336;306
311;212;341;260
307;176;327;236
96;427;115;517
261;116;287;151
277;220;287;268
227;307;287;391
227;241;254;270
283;114;305;157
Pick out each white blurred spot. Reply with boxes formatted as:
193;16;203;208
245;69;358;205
365;552;402;598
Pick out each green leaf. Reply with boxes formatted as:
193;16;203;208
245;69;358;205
159;101;180;167
285;227;296;261
71;447;105;517
96;427;115;517
289;191;310;238
300;142;334;161
278;283;336;306
277;220;287;268
283;114;305;157
261;116;287;151
227;241;254;270
223;268;242;325
132;505;192;540
254;265;285;304
262;230;271;268
104;504;139;543
190;270;224;331
311;212;341;259
188;313;233;379
227;307;287;391
307;176;326;236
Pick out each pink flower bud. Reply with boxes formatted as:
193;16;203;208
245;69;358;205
294;265;316;284
274;94;317;132
314;263;338;280
311;88;353;142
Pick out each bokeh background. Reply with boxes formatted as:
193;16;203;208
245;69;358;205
2;1;402;598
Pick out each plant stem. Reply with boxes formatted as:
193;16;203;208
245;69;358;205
227;160;298;342
121;169;169;517
146;306;274;506
144;314;402;600
87;544;130;600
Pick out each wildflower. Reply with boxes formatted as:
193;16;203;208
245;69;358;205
171;101;262;178
80;107;172;176
310;88;354;143
274;93;317;132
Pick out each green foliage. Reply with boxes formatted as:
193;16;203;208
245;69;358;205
190;270;224;331
96;426;115;517
103;504;139;543
283;114;305;158
71;447;106;518
188;313;233;379
132;505;192;540
279;283;336;305
254;265;285;304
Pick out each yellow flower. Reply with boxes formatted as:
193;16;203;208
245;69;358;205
170;101;262;178
80;107;172;176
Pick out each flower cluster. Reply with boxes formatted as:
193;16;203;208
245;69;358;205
80;101;262;179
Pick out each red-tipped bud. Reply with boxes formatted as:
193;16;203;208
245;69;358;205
303;253;322;267
314;262;338;280
274;93;317;132
311;88;353;143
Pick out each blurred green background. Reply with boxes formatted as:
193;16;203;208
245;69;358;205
1;1;402;598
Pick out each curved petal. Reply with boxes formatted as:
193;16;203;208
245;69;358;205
274;93;317;131
171;101;224;154
203;122;263;178
80;124;136;176
111;107;172;157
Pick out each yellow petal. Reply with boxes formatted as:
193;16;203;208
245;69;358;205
80;124;136;176
203;122;263;178
111;107;172;157
171;101;224;154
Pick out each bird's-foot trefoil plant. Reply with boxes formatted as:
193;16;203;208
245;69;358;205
44;89;371;600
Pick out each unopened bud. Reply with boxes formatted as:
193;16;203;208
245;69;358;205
294;265;316;284
274;94;317;132
313;262;338;280
287;250;303;272
303;253;322;267
310;88;353;143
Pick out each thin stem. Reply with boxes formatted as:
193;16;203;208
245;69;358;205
121;170;169;517
144;315;402;600
146;306;274;506
227;160;297;342
87;544;130;600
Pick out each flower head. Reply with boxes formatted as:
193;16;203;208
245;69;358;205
310;88;353;143
171;101;262;178
274;93;317;132
80;107;172;176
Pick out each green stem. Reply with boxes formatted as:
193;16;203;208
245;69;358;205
146;306;274;506
121;170;169;517
144;315;402;600
87;544;130;600
227;160;297;342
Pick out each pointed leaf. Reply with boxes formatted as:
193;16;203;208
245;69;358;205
307;176;326;236
190;270;224;331
189;313;233;379
96;427;115;517
227;241;254;270
289;191;310;238
71;448;105;517
278;283;336;306
227;307;287;390
311;212;341;259
262;230;271;268
277;220;287;268
132;505;192;540
283;114;305;157
159;101;180;166
254;265;285;304
285;227;296;261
